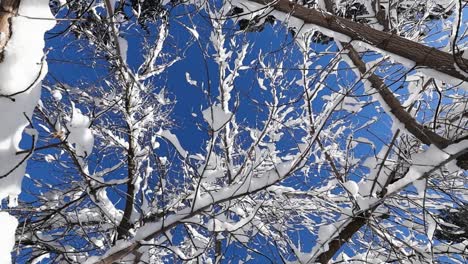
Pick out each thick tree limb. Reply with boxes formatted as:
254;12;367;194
345;46;450;148
310;1;463;262
315;146;468;263
317;213;367;264
250;0;468;82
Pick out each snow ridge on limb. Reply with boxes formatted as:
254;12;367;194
0;0;55;202
385;140;468;196
245;0;468;83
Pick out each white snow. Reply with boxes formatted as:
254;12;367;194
0;212;18;264
387;140;468;195
157;129;188;158
448;0;461;53
44;154;55;163
109;0;118;11
185;72;197;86
95;188;123;223
316;223;338;252
51;90;62;101
267;185;297;196
185;26;199;40
413;178;426;198
202;104;231;131
66;103;94;157
419;68;468;90
354;40;416;69
31;254;50;264
323;94;362;113
426;214;436;241
118;36;128;63
342;180;359;197
84;240;133;264
0;0;55;203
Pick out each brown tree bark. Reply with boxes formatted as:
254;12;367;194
345;46;450;148
250;0;468;82
0;0;20;62
317;213;367;264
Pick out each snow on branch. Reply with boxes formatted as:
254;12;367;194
239;0;468;83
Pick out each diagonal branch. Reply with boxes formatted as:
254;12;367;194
249;0;468;82
345;46;450;148
316;212;368;264
314;145;468;263
303;1;462;262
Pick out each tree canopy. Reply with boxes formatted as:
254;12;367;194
0;0;467;263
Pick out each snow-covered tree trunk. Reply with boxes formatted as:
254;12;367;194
0;0;54;262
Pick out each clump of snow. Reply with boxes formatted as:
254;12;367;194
51;90;62;101
0;212;18;264
95;188;123;224
356;196;378;211
157;129;188;158
202;104;231;131
412;178;426;198
117;36;128;63
66;103;94;157
342;180;359;197
267;185;297;196
185;72;197;86
316;223;337;252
